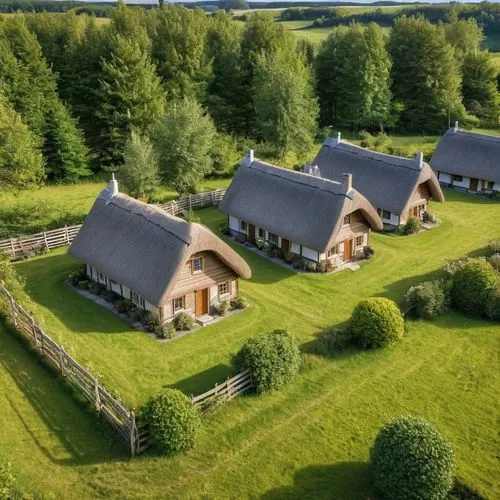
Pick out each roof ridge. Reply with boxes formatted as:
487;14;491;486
452;128;500;143
250;159;350;198
107;194;192;246
326;140;423;172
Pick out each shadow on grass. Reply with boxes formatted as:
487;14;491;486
0;321;128;465
15;253;132;334
441;187;500;205
261;461;375;500
172;363;233;396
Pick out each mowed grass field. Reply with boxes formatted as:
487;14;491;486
1;189;498;498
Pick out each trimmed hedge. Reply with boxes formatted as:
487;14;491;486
404;280;448;320
371;416;455;500
451;259;499;317
350;298;404;348
142;389;200;455
232;329;301;393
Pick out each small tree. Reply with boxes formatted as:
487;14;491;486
405;280;448;320
451;259;500;317
350;297;404;348
371;416;455;500
142;388;200;455
119;131;160;200
156;97;216;194
232;329;301;393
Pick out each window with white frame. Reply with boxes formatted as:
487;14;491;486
173;296;184;313
131;290;145;309
327;245;339;257
268;232;279;245
240;220;247;231
218;282;229;297
192;257;203;273
356;236;363;247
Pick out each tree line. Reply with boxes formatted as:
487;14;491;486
0;3;498;197
282;2;500;35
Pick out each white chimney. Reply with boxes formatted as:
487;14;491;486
313;165;321;177
303;164;313;175
337;132;342;144
453;121;459;133
240;149;254;168
416;152;424;169
248;149;254;165
106;173;119;204
343;173;353;192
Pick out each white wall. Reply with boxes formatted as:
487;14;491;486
302;246;319;262
453;176;470;189
378;209;400;226
291;242;301;254
229;216;244;234
438;172;451;184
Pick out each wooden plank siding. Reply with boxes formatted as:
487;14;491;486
168;251;238;298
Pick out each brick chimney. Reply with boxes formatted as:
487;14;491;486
343;173;353;192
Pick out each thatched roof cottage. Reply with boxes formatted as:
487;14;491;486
431;124;500;194
312;133;445;228
69;177;251;323
219;152;383;265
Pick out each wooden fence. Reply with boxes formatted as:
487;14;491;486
0;188;227;260
191;368;254;412
0;284;143;455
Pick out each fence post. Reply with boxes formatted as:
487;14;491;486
94;378;101;412
65;225;70;245
211;191;215;206
10;238;15;259
59;346;66;376
31;317;38;347
129;411;137;457
9;294;17;327
43;231;49;250
188;195;192;210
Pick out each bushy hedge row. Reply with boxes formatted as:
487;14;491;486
233;329;301;393
142;389;200;455
350;298;405;349
405;280;449;320
371;416;455;500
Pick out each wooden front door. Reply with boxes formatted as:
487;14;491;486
413;206;418;217
344;239;352;262
469;178;478;192
281;238;290;252
248;224;256;244
195;288;209;316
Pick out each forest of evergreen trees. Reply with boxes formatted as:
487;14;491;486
0;2;498;195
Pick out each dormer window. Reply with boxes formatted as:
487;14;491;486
192;257;203;274
343;214;350;225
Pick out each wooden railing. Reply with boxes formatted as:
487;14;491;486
191;368;253;413
0;188;227;260
0;284;143;455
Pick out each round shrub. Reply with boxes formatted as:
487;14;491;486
232;329;301;393
230;296;247;310
451;259;500;317
351;297;404;348
488;253;500;272
214;300;229;316
487;238;500;255
155;322;176;339
371;416;455;500
403;217;421;235
404;280;448;320
485;285;500;321
143;388;200;455
173;312;195;331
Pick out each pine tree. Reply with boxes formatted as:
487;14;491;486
97;34;166;168
253;48;318;158
43;97;91;182
240;13;296;136
316;23;392;129
119;131;160;200
462;51;500;124
150;5;211;100
205;11;244;133
389;16;468;133
0;97;44;188
155;98;216;195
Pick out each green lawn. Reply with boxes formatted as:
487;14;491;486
3;189;499;498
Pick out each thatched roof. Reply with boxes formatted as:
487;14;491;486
431;128;500;183
69;188;251;307
219;158;382;252
313;136;444;214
